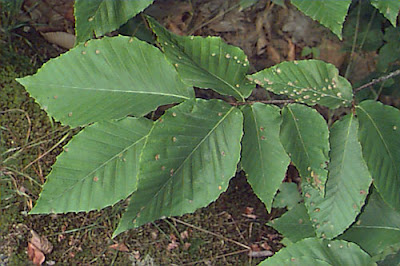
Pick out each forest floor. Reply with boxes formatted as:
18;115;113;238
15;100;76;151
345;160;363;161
0;0;390;265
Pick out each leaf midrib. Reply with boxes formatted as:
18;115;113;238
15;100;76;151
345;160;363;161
357;105;398;177
135;106;237;223
42;129;148;207
156;25;245;101
25;83;190;99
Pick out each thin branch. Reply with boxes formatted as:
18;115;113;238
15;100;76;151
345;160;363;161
354;69;400;93
170;217;251;250
232;99;295;106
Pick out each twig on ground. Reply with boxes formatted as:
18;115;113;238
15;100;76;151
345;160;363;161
170;217;251;250
21;131;70;172
183;249;249;265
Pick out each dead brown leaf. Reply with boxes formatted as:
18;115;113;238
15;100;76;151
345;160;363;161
27;242;45;266
242;206;257;219
287;38;296;61
180;230;189;240
244;207;254;215
183;242;191;251
30;230;53;254
167;241;179;251
108;243;129;252
267;45;281;64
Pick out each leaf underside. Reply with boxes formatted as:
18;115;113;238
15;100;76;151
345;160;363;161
114;99;243;237
248;60;353;109
17;36;193;127
147;16;254;102
31;117;152;213
241;103;290;212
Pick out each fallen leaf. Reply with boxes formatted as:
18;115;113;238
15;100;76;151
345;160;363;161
267;45;281;64
108;243;129;252
151;230;158;240
256;35;268;55
287;38;296;61
183;242;191;250
251;244;261;251
41;32;76;49
167;242;179;251
133;250;140;260
180;230;189;240
242;207;257;219
261;242;272;250
169;234;177;242
30;230;53;254
28;242;45;266
244;207;254;215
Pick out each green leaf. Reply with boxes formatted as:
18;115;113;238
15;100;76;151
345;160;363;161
268;203;315;242
114;99;243;237
248;60;352;109
290;0;351;40
370;0;400;27
74;0;154;43
377;28;400;72
356;100;400;211
376;248;400;266
304;114;372;239
241;103;290;212
272;182;302;210
342;1;385;53
17;36;193;127
340;190;400;257
259;238;375;265
30;117;152;213
239;0;258;10
147;16;254;102
279;104;330;194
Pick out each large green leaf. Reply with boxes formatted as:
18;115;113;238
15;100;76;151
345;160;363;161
356;100;400;211
272;182;302;210
268;203;315;243
370;0;400;27
74;0;154;43
147;17;254;102
241;103;290;212
340;190;400;257
290;0;351;40
259;238;375;265
17;36;193;127
279;104;330;194
30;117;152;213
114;99;243;236
304;114;372;239
248;60;352;109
